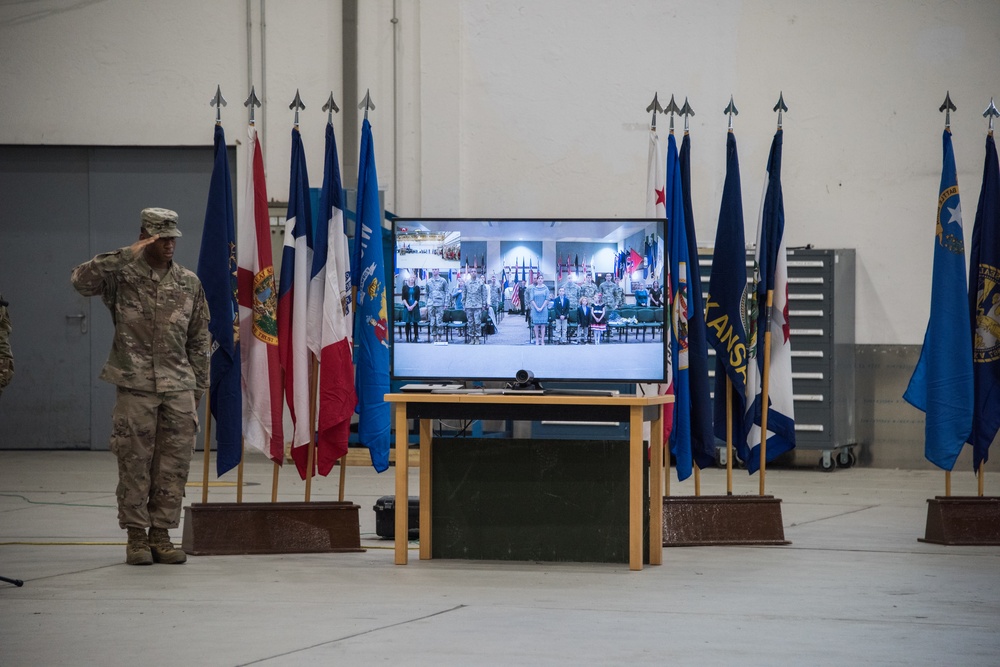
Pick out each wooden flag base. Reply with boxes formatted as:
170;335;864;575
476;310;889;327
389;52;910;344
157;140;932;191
182;501;364;555
919;496;1000;546
663;495;790;546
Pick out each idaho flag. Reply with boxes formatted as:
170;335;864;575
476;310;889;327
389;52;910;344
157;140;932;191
196;123;242;476
967;132;1000;471
904;129;973;471
353;118;391;472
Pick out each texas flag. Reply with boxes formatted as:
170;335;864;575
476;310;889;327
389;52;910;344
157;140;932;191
277;127;315;466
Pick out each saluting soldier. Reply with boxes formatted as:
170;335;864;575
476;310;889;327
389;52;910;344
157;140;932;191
71;208;209;566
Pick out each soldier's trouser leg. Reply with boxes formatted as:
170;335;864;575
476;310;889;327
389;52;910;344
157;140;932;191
111;388;197;529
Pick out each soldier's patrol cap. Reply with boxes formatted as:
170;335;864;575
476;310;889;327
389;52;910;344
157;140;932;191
140;208;182;238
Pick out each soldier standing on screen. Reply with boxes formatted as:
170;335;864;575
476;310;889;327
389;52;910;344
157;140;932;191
0;292;13;398
600;273;620;311
488;275;502;323
70;208;209;566
563;275;580;311
579;273;598;307
463;269;488;344
425;267;449;342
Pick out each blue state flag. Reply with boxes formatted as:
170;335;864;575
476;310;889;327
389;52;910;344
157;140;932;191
353;118;391;472
967;132;1000;471
904;129;973;471
707;131;750;464
744;129;796;474
196;123;242;476
666;133;693;480
679;132;715;471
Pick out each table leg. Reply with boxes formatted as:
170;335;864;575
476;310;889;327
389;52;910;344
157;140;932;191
648;408;664;566
629;405;643;571
394;403;409;565
419;418;433;559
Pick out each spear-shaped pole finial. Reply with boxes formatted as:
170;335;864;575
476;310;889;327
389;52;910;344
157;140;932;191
244;85;262;125
724;95;739;131
664;94;680;133
359;89;375;121
323;92;340;125
983;97;998;135
680;97;695;133
210;85;227;125
646;93;663;131
289;89;306;128
940;91;957;130
773;92;788;129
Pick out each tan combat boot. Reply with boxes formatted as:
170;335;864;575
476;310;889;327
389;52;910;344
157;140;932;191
125;526;153;566
148;527;187;564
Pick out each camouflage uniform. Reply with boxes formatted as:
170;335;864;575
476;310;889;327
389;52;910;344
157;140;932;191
462;275;488;342
425;273;449;341
0;293;13;396
578;278;598;305
600;278;620;311
562;280;580;310
71;211;209;531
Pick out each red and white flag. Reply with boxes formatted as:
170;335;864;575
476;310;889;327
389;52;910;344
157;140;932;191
237;125;284;464
300;120;356;477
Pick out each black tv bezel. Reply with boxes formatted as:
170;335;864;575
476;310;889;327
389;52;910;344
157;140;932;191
388;216;668;385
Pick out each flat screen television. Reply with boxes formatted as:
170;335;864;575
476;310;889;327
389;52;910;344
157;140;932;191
389;218;667;384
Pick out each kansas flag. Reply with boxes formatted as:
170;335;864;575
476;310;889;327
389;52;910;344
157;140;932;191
353;118;391;473
904;129;973;471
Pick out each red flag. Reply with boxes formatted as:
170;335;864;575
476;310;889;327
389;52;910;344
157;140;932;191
237;125;284;464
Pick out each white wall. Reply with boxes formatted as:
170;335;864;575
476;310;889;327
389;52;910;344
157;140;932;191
2;0;999;345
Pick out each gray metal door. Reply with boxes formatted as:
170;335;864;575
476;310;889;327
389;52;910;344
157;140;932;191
0;145;223;449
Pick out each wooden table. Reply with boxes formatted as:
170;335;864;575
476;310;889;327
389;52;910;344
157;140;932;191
383;392;672;571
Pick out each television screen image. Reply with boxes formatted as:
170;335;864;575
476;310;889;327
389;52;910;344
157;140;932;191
390;218;667;384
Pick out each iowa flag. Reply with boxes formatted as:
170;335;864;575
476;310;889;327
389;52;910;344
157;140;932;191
744;129;796;474
237;125;284;464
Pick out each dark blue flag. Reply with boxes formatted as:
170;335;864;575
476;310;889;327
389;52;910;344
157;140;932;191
666;132;693;480
745;130;796;474
968;132;1000;471
679;132;715;471
353;118;391;472
904;129;973;471
707;131;750;464
196;124;242;476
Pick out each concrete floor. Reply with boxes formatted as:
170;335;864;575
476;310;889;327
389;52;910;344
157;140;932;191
1;450;998;666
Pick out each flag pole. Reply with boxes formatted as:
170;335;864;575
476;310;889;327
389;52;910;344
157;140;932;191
304;355;319;501
941;91;957;499
723;96;738;497
236;443;245;503
271;462;279;502
759;290;774;496
201;392;212;504
646;92;663;132
338;455;347;501
726;377;734;495
978;462;984;497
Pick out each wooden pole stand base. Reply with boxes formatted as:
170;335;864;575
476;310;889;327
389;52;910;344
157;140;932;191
919;496;1000;546
182;501;364;555
663;495;790;546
